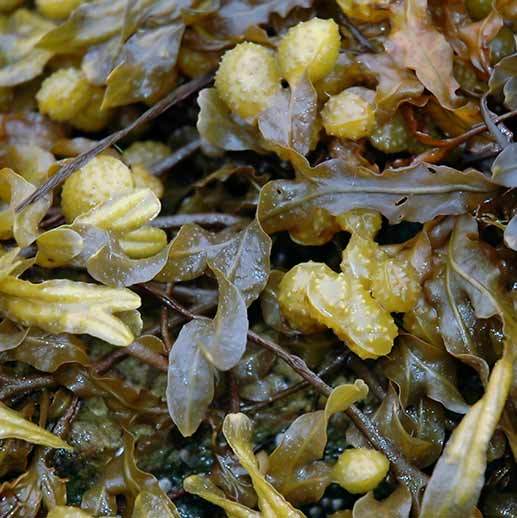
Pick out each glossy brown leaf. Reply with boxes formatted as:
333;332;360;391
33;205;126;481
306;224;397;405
159;219;271;306
420;351;513;517
258;74;318;156
383;335;468;414
197;88;263;152
352;485;411;518
104;23;185;108
358;53;424;124
258;156;497;234
268;381;368;503
386;0;462;109
82;432;178;516
348;386;445;468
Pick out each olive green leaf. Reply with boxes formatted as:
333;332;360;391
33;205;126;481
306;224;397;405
197;88;263;152
348;387;445;469
104;23;185;108
420;215;517;517
222;413;306;517
427;215;516;380
425;264;494;383
82;432;178;517
38;0;129;51
352;485;411;518
0;450;67;517
258;74;318;156
2;330;88;372
0;277;141;346
47;507;95;518
167;268;248;436
132;490;180;518
420;351;513;518
0;168;52;247
385;0;462;110
382;335;469;414
159;219;271;306
268;381;368;504
0;402;70;449
0;9;54;87
258;158;497;234
184;475;260;518
0;318;28;352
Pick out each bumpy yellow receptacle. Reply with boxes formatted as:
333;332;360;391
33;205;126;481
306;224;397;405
215;42;281;119
277;262;330;334
61;156;135;222
321;87;376;140
36;68;92;122
332;448;390;494
277;17;341;84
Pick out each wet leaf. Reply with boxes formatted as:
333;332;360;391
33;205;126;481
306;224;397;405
258;157;497;234
166;320;216;437
420;351;513;517
159;219;271;306
0;277;141;346
491;142;517;187
421;215;517;515
36;189;166;286
104;23;185;108
0;318;28;352
386;0;462;109
0;451;67;518
488;52;517;109
268;381;368;503
222;413;306;517
0;402;70;449
184;475;260;518
352;485;411;518
503;214;517;251
86;232;170;287
358;53;424;124
382;334;468;413
0;9;54;87
197;88;263;152
2;330;88;372
348;387;445;468
258;74;318;156
82;432;178;516
132;490;180;518
0;168;52;247
167;267;248;435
